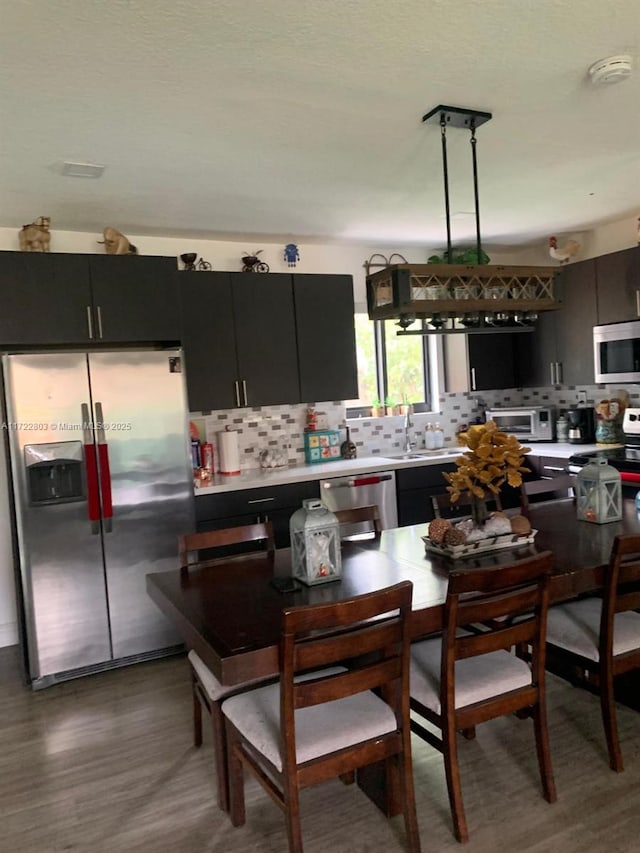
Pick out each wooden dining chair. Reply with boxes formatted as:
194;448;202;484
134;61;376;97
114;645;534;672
333;504;382;539
179;521;276;812
520;473;575;516
431;491;502;520
409;551;556;844
545;533;640;772
222;581;421;853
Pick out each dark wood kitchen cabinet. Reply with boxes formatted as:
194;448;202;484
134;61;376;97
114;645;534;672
181;271;358;412
195;481;320;548
595;246;640;324
467;333;519;391
516;259;598;387
0;251;180;345
87;255;181;342
293;273;358;402
180;271;300;411
395;463;457;526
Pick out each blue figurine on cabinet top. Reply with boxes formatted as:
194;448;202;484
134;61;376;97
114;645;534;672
284;243;300;267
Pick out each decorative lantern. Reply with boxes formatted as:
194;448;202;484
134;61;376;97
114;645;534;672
289;499;342;585
576;456;622;524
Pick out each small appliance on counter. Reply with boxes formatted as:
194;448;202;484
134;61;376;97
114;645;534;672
484;406;555;442
568;407;640;497
566;407;596;444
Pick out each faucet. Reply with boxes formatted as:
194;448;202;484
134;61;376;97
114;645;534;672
403;408;414;452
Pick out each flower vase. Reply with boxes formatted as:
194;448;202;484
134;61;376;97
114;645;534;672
471;496;488;527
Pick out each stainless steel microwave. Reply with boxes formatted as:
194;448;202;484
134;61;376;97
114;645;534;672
594;320;640;383
485;406;555;442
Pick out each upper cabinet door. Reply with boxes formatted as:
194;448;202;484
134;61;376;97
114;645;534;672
89;255;180;342
0;251;92;345
555;259;598;384
293;274;357;403
468;333;519;391
595;247;640;325
232;273;300;406
180;272;239;411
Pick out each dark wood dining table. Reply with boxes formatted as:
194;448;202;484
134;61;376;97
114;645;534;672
146;497;640;690
146;496;640;816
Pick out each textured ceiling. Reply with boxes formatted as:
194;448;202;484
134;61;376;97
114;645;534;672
1;0;639;248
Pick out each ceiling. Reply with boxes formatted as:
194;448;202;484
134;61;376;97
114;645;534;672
2;0;639;249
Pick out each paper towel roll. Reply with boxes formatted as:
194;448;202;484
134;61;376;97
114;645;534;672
217;430;240;475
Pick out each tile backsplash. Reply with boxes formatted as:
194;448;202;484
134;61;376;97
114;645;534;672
191;384;640;470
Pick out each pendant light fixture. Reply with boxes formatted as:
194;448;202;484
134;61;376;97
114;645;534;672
365;105;559;335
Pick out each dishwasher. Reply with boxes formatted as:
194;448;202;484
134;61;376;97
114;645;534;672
320;470;398;539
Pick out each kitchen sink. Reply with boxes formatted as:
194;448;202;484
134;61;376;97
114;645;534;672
379;449;457;461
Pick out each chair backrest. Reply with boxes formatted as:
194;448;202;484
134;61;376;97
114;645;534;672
601;534;640;659
520;474;575;516
333;504;382;539
179;521;275;574
442;552;554;707
279;581;413;764
431;491;502;520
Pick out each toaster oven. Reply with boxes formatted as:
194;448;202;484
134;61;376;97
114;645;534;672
485;406;556;442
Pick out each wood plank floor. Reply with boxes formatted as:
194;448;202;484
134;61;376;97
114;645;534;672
1;645;639;853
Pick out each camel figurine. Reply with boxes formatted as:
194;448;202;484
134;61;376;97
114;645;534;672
19;216;51;252
98;226;138;255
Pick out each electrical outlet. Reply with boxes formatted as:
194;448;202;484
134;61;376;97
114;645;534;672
577;390;588;405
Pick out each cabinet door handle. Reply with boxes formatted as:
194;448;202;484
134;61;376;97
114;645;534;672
549;362;555;384
543;465;566;473
556;361;563;384
234;380;241;407
96;306;104;339
471;367;477;391
242;379;248;406
636;290;640;317
247;497;275;504
86;306;94;339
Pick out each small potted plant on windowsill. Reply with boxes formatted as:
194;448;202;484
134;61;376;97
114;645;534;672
385;395;397;416
371;397;383;418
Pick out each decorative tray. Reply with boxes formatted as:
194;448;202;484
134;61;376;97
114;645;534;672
423;529;537;559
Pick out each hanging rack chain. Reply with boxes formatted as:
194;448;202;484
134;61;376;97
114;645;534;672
440;114;452;263
469;122;482;262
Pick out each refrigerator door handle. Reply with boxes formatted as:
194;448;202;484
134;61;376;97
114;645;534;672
82;403;100;534
94;402;113;533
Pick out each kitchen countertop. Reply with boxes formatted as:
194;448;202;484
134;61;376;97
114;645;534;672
194;441;605;497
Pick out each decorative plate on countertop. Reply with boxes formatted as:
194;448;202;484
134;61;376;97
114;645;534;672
423;529;537;559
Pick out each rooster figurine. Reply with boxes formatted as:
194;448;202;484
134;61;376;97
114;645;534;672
549;235;580;264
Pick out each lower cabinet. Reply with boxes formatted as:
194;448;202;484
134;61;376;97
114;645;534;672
195;481;321;548
395;464;457;526
396;462;526;525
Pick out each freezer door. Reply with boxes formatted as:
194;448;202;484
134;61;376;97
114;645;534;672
88;351;193;658
4;353;111;680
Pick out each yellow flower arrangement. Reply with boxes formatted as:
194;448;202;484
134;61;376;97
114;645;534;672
444;420;530;503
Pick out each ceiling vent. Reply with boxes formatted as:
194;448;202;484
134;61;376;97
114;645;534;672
61;161;105;178
588;55;633;86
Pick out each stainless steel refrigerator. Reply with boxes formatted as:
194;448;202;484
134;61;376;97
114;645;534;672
3;349;194;689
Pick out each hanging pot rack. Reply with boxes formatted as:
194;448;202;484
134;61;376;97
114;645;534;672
365;105;559;334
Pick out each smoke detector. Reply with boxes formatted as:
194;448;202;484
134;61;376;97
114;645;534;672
588;54;633;86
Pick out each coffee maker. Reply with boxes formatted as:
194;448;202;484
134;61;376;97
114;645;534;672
566;407;596;444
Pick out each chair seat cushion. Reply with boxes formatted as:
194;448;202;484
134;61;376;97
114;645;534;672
188;650;268;700
410;637;532;715
546;598;640;662
221;667;397;772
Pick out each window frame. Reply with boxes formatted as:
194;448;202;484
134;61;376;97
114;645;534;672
346;308;443;416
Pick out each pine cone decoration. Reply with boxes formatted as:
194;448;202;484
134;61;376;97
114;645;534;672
428;518;452;544
444;526;467;547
